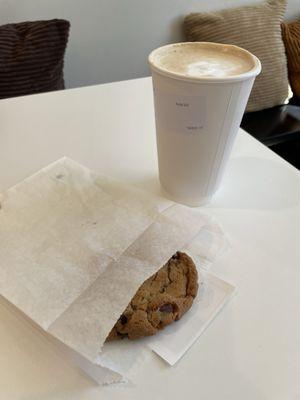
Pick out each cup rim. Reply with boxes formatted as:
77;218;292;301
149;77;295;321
148;42;261;83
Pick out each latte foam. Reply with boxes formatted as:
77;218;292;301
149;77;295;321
149;42;255;79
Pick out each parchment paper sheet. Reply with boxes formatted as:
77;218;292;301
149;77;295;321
147;270;236;365
0;157;230;384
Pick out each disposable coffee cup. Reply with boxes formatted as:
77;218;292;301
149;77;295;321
149;42;261;206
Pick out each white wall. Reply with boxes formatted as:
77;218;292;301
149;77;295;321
0;0;299;89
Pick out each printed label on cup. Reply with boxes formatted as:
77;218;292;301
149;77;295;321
154;91;205;135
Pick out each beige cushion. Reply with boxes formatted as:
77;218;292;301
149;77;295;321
184;0;288;112
282;19;300;100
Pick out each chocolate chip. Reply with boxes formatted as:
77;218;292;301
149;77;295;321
119;314;127;325
159;303;174;313
171;252;180;260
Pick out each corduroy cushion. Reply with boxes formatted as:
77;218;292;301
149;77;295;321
282;20;300;101
184;0;288;112
0;19;70;99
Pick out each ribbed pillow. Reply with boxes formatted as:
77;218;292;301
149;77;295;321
0;19;70;99
184;0;288;112
282;20;300;101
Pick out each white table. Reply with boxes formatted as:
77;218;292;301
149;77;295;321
0;77;299;400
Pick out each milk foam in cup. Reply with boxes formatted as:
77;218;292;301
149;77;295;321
149;42;261;206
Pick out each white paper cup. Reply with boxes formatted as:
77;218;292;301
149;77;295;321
149;42;261;206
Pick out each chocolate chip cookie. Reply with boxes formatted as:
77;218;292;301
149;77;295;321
106;251;199;341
